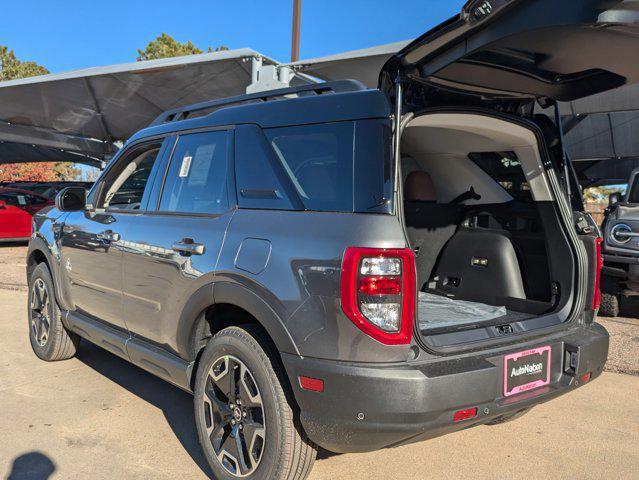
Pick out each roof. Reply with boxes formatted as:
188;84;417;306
130;87;390;143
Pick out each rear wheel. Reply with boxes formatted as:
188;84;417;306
599;293;620;317
194;325;316;480
28;263;79;361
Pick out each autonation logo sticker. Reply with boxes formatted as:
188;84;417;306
511;362;543;377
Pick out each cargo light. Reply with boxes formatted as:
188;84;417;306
340;247;416;345
453;407;478;422
299;376;324;393
593;237;603;311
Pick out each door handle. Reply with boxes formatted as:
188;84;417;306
96;231;120;242
172;238;205;256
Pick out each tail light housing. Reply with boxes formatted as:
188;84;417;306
592;237;603;311
340;247;416;345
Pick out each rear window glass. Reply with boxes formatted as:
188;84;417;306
264;123;354;212
468;151;532;201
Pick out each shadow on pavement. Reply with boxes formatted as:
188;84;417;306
0;241;28;248
6;451;55;480
75;340;214;478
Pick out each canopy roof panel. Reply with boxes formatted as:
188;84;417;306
0;48;275;143
0;142;102;168
288;41;409;88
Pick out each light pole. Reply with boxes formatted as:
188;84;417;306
291;0;302;62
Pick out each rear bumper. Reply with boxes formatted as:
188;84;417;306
282;323;609;453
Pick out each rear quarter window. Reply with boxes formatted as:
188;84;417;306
235;120;394;214
265;123;354;212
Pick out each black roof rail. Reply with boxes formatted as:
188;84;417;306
149;79;368;128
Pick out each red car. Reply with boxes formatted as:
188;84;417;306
0;187;53;242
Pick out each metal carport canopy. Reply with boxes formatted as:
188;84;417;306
3;37;639;183
288;40;410;88
290;41;639;186
0;48;277;166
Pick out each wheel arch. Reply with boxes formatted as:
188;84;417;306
26;237;73;311
177;281;300;363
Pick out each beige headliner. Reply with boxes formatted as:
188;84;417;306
402;113;554;203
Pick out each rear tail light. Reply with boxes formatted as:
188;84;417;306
592;237;603;311
340;247;416;345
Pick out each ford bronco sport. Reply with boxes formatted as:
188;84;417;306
27;1;635;478
600;167;639;316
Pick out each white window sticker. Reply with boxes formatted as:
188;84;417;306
17;195;26;206
179;155;193;178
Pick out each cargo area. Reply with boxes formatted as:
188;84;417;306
400;113;577;343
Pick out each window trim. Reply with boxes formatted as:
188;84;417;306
152;127;236;217
89;138;169;214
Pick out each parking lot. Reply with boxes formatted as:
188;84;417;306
1;243;638;479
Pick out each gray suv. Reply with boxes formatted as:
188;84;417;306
27;1;634;478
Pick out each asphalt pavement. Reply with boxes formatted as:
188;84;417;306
1;245;638;479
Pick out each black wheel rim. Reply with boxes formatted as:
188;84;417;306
203;355;266;477
30;278;51;347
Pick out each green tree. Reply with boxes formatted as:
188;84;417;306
136;33;228;61
0;46;49;81
0;48;80;180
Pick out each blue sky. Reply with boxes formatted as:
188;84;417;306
0;0;465;74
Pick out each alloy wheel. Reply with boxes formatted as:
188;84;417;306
30;278;51;347
203;355;266;477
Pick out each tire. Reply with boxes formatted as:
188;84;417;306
486;407;532;425
598;293;620;317
194;325;317;480
28;263;80;361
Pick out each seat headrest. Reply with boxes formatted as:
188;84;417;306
405;170;436;202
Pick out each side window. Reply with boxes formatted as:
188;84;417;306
159;130;231;215
235;124;297;211
264;122;354;212
101;145;161;210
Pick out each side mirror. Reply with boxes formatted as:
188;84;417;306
55;187;87;212
0;200;6;209
609;192;622;207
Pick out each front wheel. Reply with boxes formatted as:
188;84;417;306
194;326;316;480
28;263;79;361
